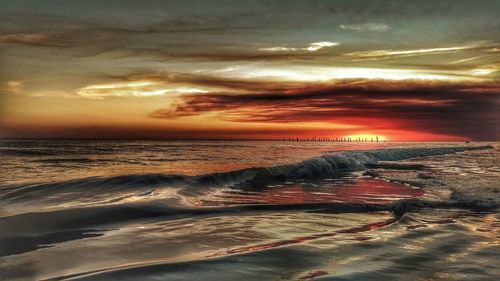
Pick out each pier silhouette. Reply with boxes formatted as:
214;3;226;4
282;136;380;142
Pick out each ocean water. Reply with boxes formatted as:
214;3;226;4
0;140;498;280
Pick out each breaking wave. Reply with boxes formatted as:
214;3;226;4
2;145;492;194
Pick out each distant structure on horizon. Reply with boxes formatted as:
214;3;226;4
282;136;380;142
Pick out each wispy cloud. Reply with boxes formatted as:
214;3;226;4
343;44;486;60
105;72;305;93
449;55;488;64
259;42;338;52
30;91;76;98
339;23;389;32
218;65;479;82
3;80;25;94
0;33;53;46
77;81;207;99
471;64;499;76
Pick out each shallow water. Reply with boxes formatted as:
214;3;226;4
0;140;498;280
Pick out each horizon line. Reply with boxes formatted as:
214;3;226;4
0;137;492;142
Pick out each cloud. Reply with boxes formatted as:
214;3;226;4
30;91;76;98
471;64;499;76
259;42;338;52
343;43;492;60
76;63;491;100
448;55;491;64
74;71;306;99
3;80;24;94
0;15;280;60
106;73;280;91
150;81;500;140
211;65;481;82
77;80;208;99
0;33;54;46
339;23;389;32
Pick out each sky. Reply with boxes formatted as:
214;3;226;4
0;0;499;140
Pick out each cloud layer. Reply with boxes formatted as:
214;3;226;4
151;81;500;140
1;0;499;140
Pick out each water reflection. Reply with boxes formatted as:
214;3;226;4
196;177;424;206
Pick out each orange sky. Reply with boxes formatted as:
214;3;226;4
0;1;499;140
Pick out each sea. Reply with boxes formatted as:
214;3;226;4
0;139;498;280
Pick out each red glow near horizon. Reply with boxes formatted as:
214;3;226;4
195;178;424;207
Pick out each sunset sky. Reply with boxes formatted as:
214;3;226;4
0;0;499;140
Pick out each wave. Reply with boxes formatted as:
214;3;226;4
193;145;493;188
2;196;495;278
1;145;492;197
1;197;496;241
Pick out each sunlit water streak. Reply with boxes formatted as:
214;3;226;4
0;140;498;281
